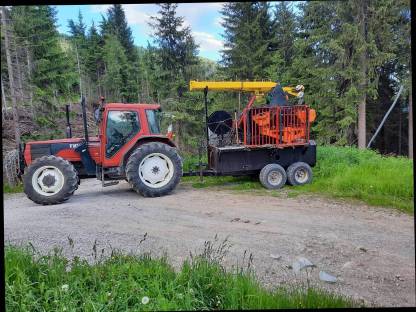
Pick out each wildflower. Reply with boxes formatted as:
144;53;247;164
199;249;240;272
107;292;112;297
141;296;150;305
61;284;69;292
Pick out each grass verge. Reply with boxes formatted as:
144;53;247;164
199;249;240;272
182;146;414;213
5;242;357;311
3;182;23;194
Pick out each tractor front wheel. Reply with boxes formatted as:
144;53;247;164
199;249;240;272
126;142;182;197
23;155;78;205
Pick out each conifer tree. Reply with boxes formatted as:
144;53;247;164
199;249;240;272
150;3;198;91
220;2;274;80
149;3;201;149
85;22;105;98
102;5;136;62
11;6;77;109
101;34;132;102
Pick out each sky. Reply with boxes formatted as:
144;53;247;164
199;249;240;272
54;3;226;61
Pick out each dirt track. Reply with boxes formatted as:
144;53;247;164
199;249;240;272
4;179;415;307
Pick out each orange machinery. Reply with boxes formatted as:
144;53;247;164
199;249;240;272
189;80;316;147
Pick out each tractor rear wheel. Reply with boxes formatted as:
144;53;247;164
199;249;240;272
259;163;287;189
23;155;78;205
286;162;313;186
126;142;182;197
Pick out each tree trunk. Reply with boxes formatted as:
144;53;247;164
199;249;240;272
357;1;368;149
409;88;413;159
398;103;402;155
145;70;150;101
174;120;181;148
1;76;7;121
358;96;366;148
15;45;24;105
75;44;83;98
25;44;35;118
1;7;21;147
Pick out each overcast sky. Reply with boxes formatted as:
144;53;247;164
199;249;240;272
55;3;226;61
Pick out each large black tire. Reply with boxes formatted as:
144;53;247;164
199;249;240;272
126;142;182;197
286;162;313;186
23;155;78;205
259;163;287;189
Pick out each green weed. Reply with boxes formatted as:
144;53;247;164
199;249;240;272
301;146;414;213
5;240;357;311
3;183;23;194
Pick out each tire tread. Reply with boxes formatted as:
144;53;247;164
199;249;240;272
259;163;287;189
23;155;78;205
126;142;182;197
286;162;313;186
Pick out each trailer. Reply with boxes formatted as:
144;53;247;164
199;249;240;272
184;81;317;189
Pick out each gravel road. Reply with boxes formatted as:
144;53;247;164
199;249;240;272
4;179;415;307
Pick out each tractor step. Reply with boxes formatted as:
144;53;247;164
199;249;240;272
102;181;119;187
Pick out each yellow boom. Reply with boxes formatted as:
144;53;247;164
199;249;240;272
189;80;301;97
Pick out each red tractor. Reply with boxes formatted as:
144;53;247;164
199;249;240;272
18;97;182;205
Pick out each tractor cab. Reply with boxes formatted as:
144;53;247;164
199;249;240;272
94;103;167;167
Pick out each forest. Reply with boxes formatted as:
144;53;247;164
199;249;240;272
1;2;412;156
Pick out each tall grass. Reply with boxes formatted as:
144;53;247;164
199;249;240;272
300;146;413;213
182;146;414;213
3;182;23;194
5;241;356;311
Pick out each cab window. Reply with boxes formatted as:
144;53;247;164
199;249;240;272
106;111;140;158
146;109;161;134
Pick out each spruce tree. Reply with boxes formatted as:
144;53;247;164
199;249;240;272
272;2;296;68
101;34;134;102
220;2;275;80
150;3;198;90
149;3;201;149
68;10;86;39
103;5;136;62
10;6;77;109
85;22;105;98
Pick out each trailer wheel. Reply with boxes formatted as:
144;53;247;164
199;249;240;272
23;156;78;205
126;142;182;197
286;162;313;186
259;163;287;189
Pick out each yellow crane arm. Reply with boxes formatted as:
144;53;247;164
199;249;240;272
189;80;301;97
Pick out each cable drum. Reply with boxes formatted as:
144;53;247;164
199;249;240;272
207;110;233;136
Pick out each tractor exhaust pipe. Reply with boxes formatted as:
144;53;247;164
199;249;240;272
81;96;89;143
65;104;72;138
